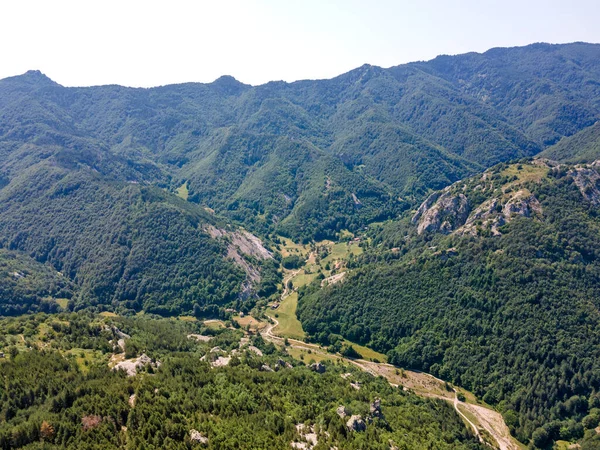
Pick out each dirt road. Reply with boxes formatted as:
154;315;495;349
262;317;520;450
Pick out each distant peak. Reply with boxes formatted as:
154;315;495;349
2;70;58;87
213;75;240;83
210;74;249;95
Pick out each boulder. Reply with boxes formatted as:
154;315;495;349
310;362;326;373
346;415;366;432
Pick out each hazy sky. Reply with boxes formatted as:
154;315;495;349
1;0;599;87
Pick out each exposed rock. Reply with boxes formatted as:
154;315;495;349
189;429;208;445
211;356;231;367
321;272;346;287
205;225;273;299
247;345;263;356
350;382;361;390
187;334;212;342
293;424;318;449
570;166;600;205
113;354;156;377
261;364;274;372
336;405;348;418
128;394;136;408
210;346;222;353
370;398;381;415
413;192;469;235
310;362;326;373
346;415;366;432
275;358;293;370
502;191;542;219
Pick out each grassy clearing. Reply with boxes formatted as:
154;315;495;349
266;292;305;340
178;315;197;322
234;315;266;332
278;237;310;258
64;348;106;374
291;272;317;289
501;163;548;184
55;298;69;309
100;311;119;318
203;320;225;330
286;346;339;364
343;339;387;363
176;182;189;200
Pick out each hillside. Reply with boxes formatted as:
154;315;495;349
540;121;600;163
0;313;484;450
2;43;600;245
298;160;600;446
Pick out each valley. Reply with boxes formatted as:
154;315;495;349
3;42;600;449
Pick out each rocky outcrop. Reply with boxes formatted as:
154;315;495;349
457;190;542;236
310;362;326;373
570;166;600;205
113;354;158;377
346;415;366;432
336;405;348;418
415;182;544;237
370;398;382;417
412;192;469;234
190;429;208;445
205;225;273;298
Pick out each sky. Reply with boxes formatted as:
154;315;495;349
1;0;599;87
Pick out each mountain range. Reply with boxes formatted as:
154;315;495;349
3;42;600;448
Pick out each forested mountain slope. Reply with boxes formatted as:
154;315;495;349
298;160;600;446
541;121;600;163
0;313;484;450
2;43;599;244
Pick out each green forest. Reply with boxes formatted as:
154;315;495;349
298;161;600;446
2;42;600;449
0;313;483;449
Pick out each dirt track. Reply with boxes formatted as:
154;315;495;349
262;317;520;450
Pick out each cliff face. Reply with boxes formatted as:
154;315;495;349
409;160;599;236
411;191;469;234
414;159;600;236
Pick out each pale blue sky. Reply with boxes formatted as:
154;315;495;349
1;0;599;87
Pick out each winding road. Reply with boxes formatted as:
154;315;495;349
262;316;519;450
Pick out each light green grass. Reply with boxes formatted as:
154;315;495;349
203;320;225;330
178;315;197;322
64;348;105;374
501;163;548;181
291;272;317;289
100;311;119;318
287;347;339;364
176;182;189;200
267;292;305;340
55;298;69;309
343;339;387;363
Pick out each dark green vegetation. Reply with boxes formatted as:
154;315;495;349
0;249;72;316
0;313;483;449
3;42;600;448
1;42;600;315
298;161;600;446
541;121;600;163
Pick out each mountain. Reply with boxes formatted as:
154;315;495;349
3;43;600;448
414;42;600;146
298;159;600;445
2;43;599;246
540;121;600;163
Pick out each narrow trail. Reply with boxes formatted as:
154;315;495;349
262;317;519;450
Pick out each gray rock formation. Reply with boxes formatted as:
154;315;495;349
346;415;366;432
413;192;469;234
